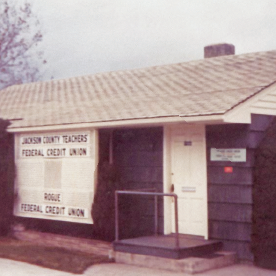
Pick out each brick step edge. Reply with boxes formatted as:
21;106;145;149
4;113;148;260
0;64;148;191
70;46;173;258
13;230;113;257
114;251;238;274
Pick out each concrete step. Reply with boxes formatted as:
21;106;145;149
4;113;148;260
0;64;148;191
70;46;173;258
114;250;237;274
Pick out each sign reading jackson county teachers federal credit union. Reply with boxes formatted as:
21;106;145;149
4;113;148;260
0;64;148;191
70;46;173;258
20;133;90;158
210;148;246;162
15;131;96;224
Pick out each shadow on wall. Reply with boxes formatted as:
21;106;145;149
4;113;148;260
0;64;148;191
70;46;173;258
0;119;15;236
253;118;276;270
92;161;120;241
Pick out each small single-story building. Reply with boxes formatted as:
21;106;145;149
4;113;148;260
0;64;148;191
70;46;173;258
1;43;276;266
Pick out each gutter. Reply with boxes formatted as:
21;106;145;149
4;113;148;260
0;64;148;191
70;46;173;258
7;114;225;133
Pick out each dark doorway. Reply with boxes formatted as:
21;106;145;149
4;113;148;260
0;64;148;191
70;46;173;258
93;127;164;240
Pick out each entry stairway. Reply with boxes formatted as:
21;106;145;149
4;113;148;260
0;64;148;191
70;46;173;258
113;190;237;273
113;234;237;274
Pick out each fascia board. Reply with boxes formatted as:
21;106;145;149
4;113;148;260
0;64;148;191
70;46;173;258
7;114;225;133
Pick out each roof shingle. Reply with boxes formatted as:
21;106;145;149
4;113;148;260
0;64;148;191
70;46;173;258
1;49;276;129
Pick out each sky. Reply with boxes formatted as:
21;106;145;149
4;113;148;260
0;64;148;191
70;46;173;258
29;0;276;81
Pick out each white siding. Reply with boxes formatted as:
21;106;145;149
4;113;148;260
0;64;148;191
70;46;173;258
251;86;276;115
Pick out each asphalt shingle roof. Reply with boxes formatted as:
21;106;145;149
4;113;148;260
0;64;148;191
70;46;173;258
1;49;276;129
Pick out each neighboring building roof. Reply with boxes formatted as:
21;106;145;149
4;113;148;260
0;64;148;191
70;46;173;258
1;49;276;131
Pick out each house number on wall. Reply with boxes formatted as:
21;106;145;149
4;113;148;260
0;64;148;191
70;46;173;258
184;141;192;146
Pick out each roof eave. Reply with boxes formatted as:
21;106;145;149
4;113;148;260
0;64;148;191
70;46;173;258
222;108;251;124
7;114;226;133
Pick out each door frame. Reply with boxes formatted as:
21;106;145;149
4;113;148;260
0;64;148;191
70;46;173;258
163;124;208;239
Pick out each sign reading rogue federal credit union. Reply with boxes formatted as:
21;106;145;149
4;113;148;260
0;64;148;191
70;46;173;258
14;130;96;224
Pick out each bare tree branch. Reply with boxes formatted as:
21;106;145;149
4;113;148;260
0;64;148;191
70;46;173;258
0;0;45;89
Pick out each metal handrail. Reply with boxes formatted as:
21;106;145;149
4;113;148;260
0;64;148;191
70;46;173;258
115;190;179;249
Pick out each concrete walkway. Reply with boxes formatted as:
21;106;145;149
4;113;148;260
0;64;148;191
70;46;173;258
0;258;72;276
85;263;276;276
1;258;276;276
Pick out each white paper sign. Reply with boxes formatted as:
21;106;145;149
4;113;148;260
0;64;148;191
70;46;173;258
211;148;246;162
19;203;89;219
14;130;96;224
20;133;91;158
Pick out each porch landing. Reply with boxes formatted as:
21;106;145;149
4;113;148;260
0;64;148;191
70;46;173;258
113;234;223;259
113;235;237;274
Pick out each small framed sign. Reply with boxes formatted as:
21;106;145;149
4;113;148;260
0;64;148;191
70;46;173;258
184;141;192;146
211;148;246;162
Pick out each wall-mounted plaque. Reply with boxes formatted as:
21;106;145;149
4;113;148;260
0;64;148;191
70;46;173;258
211;148;246;162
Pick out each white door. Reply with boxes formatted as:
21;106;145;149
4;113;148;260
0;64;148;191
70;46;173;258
170;124;208;238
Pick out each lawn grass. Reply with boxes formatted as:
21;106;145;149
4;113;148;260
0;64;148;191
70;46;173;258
0;237;113;274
